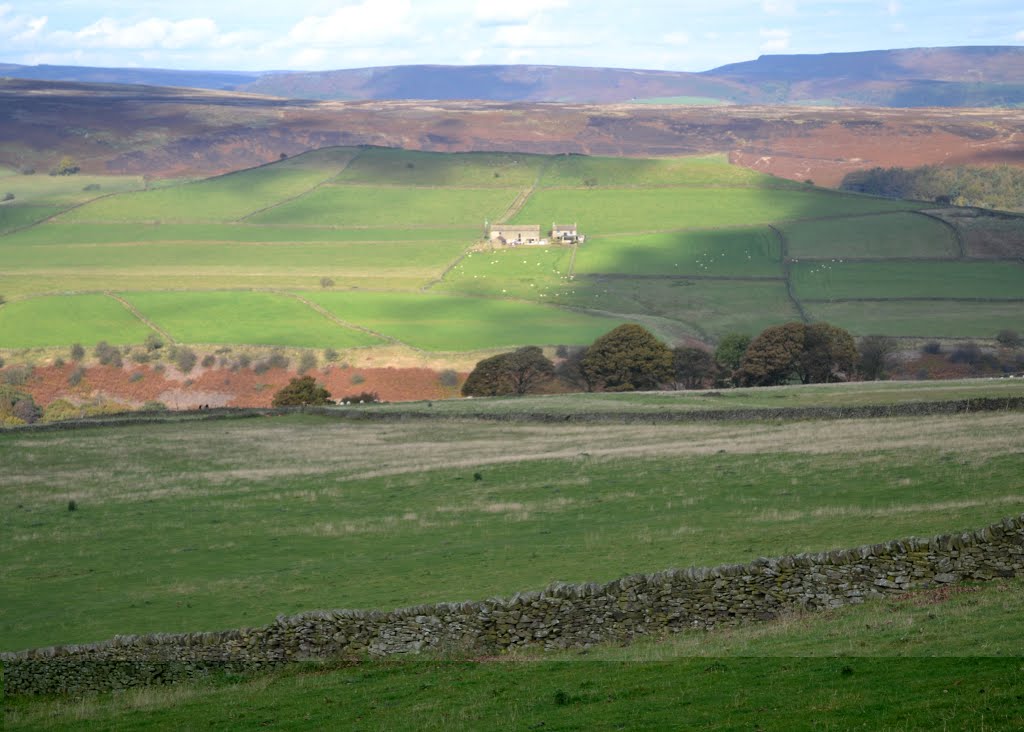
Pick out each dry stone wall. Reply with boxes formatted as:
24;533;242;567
4;514;1024;696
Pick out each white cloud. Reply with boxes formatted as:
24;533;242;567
1015;30;1024;42
760;28;791;52
14;15;47;41
68;17;220;49
662;31;690;46
286;0;414;46
0;4;48;43
474;0;570;25
762;0;797;16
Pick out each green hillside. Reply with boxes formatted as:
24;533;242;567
1;147;1022;353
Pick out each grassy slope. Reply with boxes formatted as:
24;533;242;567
3;397;1024;651
0;294;156;348
2;148;1023;351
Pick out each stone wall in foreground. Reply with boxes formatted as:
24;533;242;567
4;514;1023;696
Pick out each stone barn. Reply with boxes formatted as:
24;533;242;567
488;224;543;246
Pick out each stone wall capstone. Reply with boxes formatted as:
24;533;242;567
3;514;1023;696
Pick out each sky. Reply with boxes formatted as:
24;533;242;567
1;1;1023;73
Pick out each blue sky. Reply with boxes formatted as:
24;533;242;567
2;1;1022;72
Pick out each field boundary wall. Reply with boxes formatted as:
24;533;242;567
3;514;1024;696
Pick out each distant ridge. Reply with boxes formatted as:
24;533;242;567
2;46;1023;107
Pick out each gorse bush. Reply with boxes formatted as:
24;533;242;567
438;368;459;387
271;376;332;406
69;343;85;361
298;351;318;374
94;341;122;367
173;347;197;374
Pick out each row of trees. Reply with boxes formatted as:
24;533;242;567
462;322;882;397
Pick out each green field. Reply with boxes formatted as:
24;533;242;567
512;187;919;234
780;211;961;259
306;290;623;350
2;146;1023;351
123;291;381;348
804;299;1024;338
247;185;516;227
0;294;156;348
574;227;782;277
792;260;1024;300
334;148;547;187
59;150;355;223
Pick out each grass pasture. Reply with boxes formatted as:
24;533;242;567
122;291;381;349
247;184;516;228
306;290;623;351
334;148;547;187
537;153;776;188
434;247;574;299
574;227;782;277
792;260;1024;301
512;187;919;234
780;211;961;259
0;294;155;348
803;299;1024;338
58;149;355;224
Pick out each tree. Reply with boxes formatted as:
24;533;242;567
671;346;716;389
714;333;751;373
858;335;897;380
796;322;857;384
738;322;857;386
555;346;598;392
580;324;673;391
51;156;80;176
462;346;554;397
737;322;805;386
272;376;332;406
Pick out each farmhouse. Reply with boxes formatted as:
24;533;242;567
488;224;543;246
552;223;584;243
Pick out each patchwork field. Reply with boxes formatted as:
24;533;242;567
1;147;1023;355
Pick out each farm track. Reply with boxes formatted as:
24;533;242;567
495;158;552;224
235;152;361;223
916;209;968;258
104;292;175;343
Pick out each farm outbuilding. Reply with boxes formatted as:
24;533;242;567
489;224;543;246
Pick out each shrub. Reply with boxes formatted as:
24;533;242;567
94;341;122;367
130;351;150;364
82;183;101;192
236;353;252;369
298;351;318;374
201;354;216;368
323;348;339;363
68;365;85;386
271;376;333;406
996;329;1022;348
921;341;943;355
320;276;335;288
129;371;144;383
2;192;13;201
11;396;41;424
144;334;164;353
350;373;365;384
714;333;751;372
672;346;716;389
173;346;197;374
70;343;85;361
267;351;289;370
0;355;4;369
338;391;380;404
438;368;459;387
858;335;897;380
949;342;982;365
53;356;65;368
141;401;168;412
2;364;33;386
555;344;569;358
0;294;5;306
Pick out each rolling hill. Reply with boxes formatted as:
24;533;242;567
5;46;1023;107
1;146;1022;364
